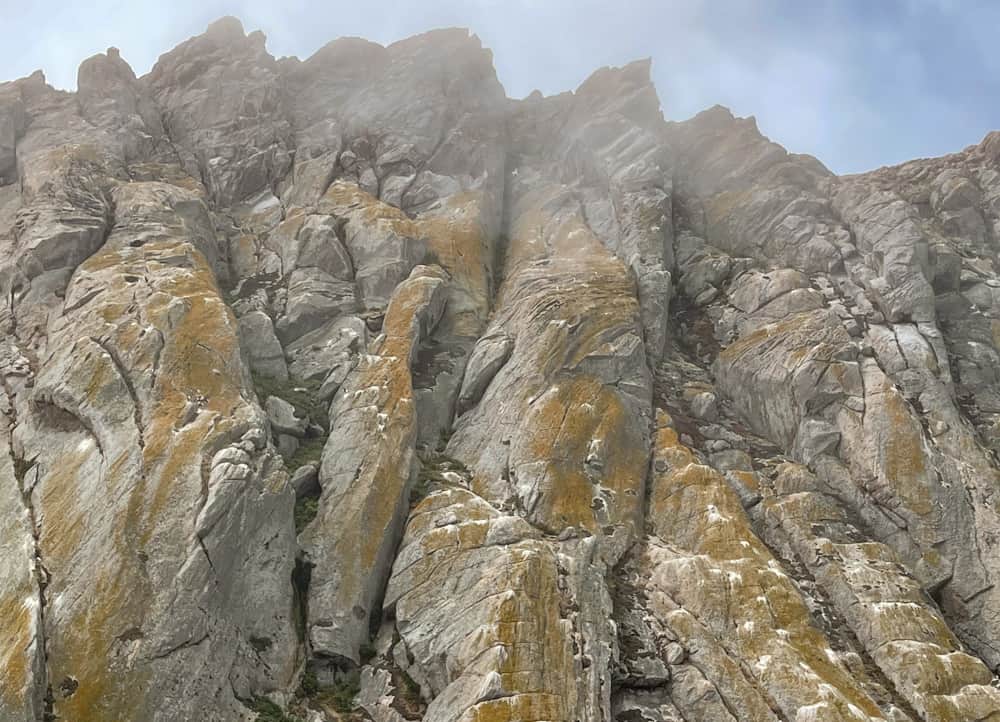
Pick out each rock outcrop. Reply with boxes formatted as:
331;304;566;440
3;16;1000;722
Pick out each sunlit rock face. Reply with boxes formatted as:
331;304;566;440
4;16;1000;722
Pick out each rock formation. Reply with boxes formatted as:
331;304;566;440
3;16;1000;722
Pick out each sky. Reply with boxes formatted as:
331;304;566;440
1;0;997;175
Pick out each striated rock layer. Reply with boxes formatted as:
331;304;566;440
3;15;1000;722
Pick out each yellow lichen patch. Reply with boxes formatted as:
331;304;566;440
729;469;761;493
452;250;649;539
518;374;645;534
418;193;493;334
765;462;1000;720
425;518;492;555
50;566;152;722
462;693;566;722
305;268;448;659
659;606;781;722
921;684;1000;722
388;485;575;721
502;185;557;274
322;180;491;333
81;243;134;274
321;180;419;231
0;588;36;711
718;310;823;365
35;444;97;570
39;231;249;720
119;241;247;541
339;409;416;581
473;546;570;719
500;180;609;288
123;163;206;195
878;381;933;517
644;416;887;720
379;271;446;348
229;232;258;277
548;214;605;261
328;326;421;571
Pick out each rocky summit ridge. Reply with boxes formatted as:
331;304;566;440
4;14;1000;722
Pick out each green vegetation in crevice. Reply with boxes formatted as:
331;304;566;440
409;473;434;508
298;667;319;698
251;372;330;432
248;696;304;722
297;667;362;716
288;435;326;470
294;496;320;534
325;674;362;714
251;370;331;482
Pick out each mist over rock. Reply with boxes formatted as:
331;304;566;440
3;16;1000;722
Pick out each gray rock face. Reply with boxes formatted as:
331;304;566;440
4;180;298;722
238;310;289;381
265;395;307;437
6;15;1000;722
300;265;448;666
145;17;292;206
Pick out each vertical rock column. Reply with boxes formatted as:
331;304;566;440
301;265;449;667
12;181;299;721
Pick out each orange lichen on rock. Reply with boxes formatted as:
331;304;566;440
418;191;495;330
643;412;887;721
385;486;578;722
50;568;152;722
762;462;1000;721
303;265;448;663
878;379;932;516
320;180;494;334
0;583;37;714
25;196;270;721
518;374;643;534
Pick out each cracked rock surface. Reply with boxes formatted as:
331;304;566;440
4;16;1000;722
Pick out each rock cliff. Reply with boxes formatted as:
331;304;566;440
3;16;1000;722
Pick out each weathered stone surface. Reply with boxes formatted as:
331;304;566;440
289;463;319;499
508;59;674;359
301;265;448;665
0;375;44;722
448;255;651;543
238;309;288;381
77;47;167;163
0;82;26;185
8;16;1000;722
6;181;298;721
630;411;894;721
145;17;292;206
384;485;616;722
285;315;365;385
455;332;512;417
762;462;1000;721
265;395;307;437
